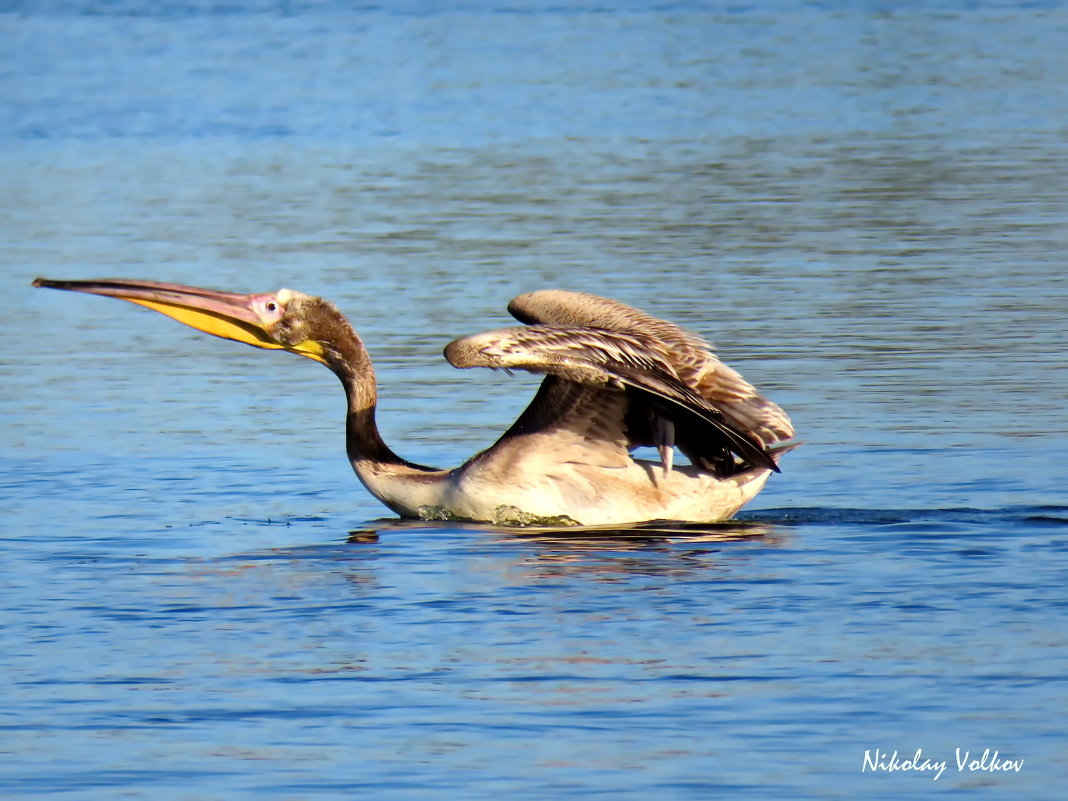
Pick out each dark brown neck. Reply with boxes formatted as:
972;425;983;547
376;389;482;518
330;344;402;469
344;385;399;469
312;305;426;472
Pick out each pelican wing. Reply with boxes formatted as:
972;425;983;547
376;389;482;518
444;324;777;473
507;290;794;447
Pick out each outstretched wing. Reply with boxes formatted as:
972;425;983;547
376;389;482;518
444;324;777;474
507;290;794;447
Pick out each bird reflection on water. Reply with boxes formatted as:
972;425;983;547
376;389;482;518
344;516;788;580
347;516;783;544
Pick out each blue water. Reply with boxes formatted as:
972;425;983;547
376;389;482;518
3;1;1067;798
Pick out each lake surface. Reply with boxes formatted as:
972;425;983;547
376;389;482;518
2;1;1067;798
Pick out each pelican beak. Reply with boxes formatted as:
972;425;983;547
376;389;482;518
32;277;298;355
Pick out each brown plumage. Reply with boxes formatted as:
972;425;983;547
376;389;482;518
506;290;795;449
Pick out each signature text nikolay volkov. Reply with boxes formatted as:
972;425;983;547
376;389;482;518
862;748;1023;782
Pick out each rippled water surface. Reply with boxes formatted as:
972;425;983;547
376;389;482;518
3;1;1067;798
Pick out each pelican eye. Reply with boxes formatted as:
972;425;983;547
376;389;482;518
252;295;286;323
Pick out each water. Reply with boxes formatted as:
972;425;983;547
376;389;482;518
2;1;1067;798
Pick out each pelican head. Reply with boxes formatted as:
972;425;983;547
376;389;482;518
32;278;333;364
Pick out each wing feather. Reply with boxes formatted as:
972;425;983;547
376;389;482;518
507;290;794;447
444;325;777;473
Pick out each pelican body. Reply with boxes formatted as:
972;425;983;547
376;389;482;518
33;278;795;526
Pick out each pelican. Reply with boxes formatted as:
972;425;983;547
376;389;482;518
32;278;796;526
